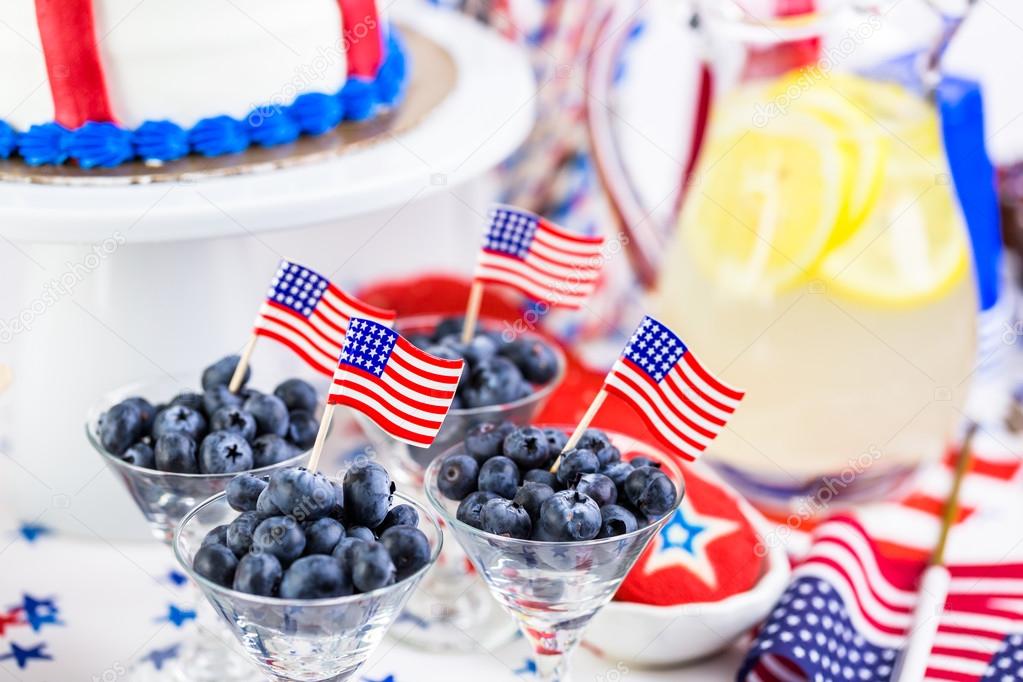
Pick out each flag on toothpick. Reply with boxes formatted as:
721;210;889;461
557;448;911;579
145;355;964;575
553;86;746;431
328;317;465;447
474;204;605;308
603;316;744;462
252;260;397;376
741;515;1023;682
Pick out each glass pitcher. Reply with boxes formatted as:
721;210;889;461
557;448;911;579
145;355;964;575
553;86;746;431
653;0;977;514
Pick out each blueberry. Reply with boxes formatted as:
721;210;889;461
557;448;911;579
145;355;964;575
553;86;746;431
287;410;318;450
542;428;569;454
274;378;318;413
226;474;268;512
243;393;290;437
499;339;559;384
233;552;282;596
601;461;634;488
437;454;479;500
252;516;306;564
267;468;335;521
252;434;298;468
120;442;155;468
256;486;282;516
407;333;433;349
202;355;249;392
630;456;658;469
480;498;532;539
304;517;345;555
555;448;599;487
154;433;198;473
343;462;394;528
201;524;229;548
440;333;497;365
210;407;257;442
327;480;345;520
203;386;243;419
200;431;254;474
169;392;205;413
513;482;555;523
280;555;352;599
376;504;419;534
477;456;520;499
121;396;156;431
380;526;432;580
350;541;396;592
537;490;601;541
431;317;465;341
575;473;617;507
463;358;528;408
331;536;370;566
576;429;610;454
152;405;207;442
464;421;515;462
523;468;559;488
193;544;238;587
623;467;678;517
226;510;262;556
502;427;551;469
455;490;498;529
346;525;376;543
597;504;638;538
99;402;144;455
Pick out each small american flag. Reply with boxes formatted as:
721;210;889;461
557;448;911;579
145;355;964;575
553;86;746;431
474;204;605;308
328;317;465;447
603;315;744;462
742;516;1023;682
252;260;396;376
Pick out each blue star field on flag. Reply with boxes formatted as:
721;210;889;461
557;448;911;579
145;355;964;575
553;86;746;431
339;318;397;378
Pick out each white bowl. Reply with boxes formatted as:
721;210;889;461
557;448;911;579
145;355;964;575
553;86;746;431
585;463;790;667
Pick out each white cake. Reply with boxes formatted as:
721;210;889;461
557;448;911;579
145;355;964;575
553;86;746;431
0;0;407;168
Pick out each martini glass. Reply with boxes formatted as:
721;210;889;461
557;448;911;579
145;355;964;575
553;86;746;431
86;373;313;680
424;431;685;681
353;314;565;651
173;490;442;682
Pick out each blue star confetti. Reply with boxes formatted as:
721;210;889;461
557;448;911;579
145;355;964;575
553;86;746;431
141;643;180;671
395;611;429;630
157;605;196;628
19;595;63;632
363;675;395;682
166;570;188;587
16;522;52;543
514;659;538;676
0;642;53;669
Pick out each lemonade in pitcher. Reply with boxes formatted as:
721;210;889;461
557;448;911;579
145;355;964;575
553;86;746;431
655;2;977;510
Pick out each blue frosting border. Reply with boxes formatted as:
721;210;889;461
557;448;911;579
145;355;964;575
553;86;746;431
0;30;408;169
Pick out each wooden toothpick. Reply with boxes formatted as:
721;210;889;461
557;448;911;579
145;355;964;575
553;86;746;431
460;280;485;344
228;335;258;393
550;388;608;473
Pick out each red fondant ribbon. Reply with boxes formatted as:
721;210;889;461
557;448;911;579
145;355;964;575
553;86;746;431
34;0;114;128
338;0;383;79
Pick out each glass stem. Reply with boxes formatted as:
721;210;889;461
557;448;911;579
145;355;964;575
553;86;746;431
534;651;571;682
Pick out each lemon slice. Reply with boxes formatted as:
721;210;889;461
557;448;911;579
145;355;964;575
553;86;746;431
819;154;969;308
682;112;852;295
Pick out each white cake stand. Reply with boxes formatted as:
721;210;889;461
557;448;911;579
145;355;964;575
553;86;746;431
0;0;534;541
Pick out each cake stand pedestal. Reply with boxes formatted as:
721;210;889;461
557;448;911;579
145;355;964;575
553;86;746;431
0;0;535;541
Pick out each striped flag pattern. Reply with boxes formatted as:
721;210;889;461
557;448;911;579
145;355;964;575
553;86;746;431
473;204;605;308
328;317;465;447
742;516;1023;682
603;316;744;462
252;260;396;376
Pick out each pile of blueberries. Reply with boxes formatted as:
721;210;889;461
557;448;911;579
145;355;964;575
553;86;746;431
193;462;431;599
97;355;321;475
437;423;681;542
407;316;560;410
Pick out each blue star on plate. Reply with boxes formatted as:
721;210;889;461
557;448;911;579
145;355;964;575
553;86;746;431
19;595;63;632
141;643;180;671
644;501;739;589
0;642;53;669
658;509;705;555
17;522;52;543
158;605;196;628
